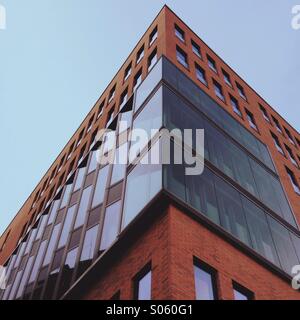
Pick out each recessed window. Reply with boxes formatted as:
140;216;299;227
233;282;254;300
245;109;258;131
67;142;75;160
284;127;296;146
76;129;85;147
222;69;232;87
175;24;185;42
286;167;300;195
271;132;284;155
80;224;98;262
230;95;242;117
120;88;128;108
207;55;217;73
133;68;142;91
194;261;217;300
148;48;157;71
176;46;188;68
236;82;247;100
106;108;115;128
195;63;207;86
87;115;95;133
97;100;105;119
136;45;145;65
134;264;152;300
272;116;282;134
213;80;225;102
124;63;132;82
191;40;201;58
108;86;116;104
285;144;298;167
149;26;158;46
259;104;270;122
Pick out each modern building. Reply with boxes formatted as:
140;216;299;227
1;6;300;300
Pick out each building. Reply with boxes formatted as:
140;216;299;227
1;5;300;300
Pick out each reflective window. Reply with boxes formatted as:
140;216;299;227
194;263;217;300
60;184;72;209
8;270;23;300
148;48;157;72
195;63;207;86
80;225;98;261
36;215;47;240
267;216;299;275
100;201;121;251
28;240;47;284
58;205;76;248
191;40;201;58
175;24;185;42
119;110;133;134
233;283;253;300
16;256;34;299
207;55;217;73
92;165;109;207
24;228;37;255
74;167;86;191
87;151;98;173
176;46;188;68
149;26;158;46
111;143;128;185
48;200;60;225
43;223;61;266
135;268;152;300
122;154;162;229
135;58;162;112
74;186;93;228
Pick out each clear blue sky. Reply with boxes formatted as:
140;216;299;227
0;0;299;236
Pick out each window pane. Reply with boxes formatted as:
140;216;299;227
92;165;109;207
43;223;61;266
80;225;98;261
137;270;151;300
60;184;73;209
74;167;86;191
58;205;76;248
194;265;216;300
242;197;280;266
74;186;93;228
48;200;60;225
111;143;128;185
234;289;249;300
28;240;47;284
100;201;121;250
214;176;251;246
88;151;98;173
16;256;34;299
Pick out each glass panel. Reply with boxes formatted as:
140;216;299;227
73;167;86;191
58;205;76;248
110;143;128;185
15;256;34;299
74;186;93;228
87;151;98;173
100;201;121;250
137;271;151;300
48;200;60;225
268;216;299;275
92;165;109;207
36;215;47;240
122;155;162;229
242;197;280;266
28;240;47;284
80;225;98;261
43;224;61;266
119;110;133;133
194;265;215;300
131;87;162;162
14;242;26;269
214;176;251;246
24;229;37;255
60;184;73;209
8;270;22;300
135;59;162;112
234;289;248;300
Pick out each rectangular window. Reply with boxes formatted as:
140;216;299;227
149;26;158;46
236;82;247;100
100;201;121;251
259;104;270;122
213;80;225;102
194;260;217;300
191;40;201;58
272;116;282;134
195;63;207;86
175;24;185;42
92;165;109;207
87;115;94;133
108;85;116;104
233;282;254;300
271;132;284;155
106;108;115;128
58;205;76;248
230;95;242;116
285;144;298;167
80;224;98;262
76;129;85;147
74;186;93;228
176;46;188;68
134;264;152;300
124;63;132;82
207;55;217;73
97;101;105;119
222;69;232;87
120;88;128;108
136;45;144;65
133;68;142;91
245;109;258;131
286;167;300;195
148;48;157;71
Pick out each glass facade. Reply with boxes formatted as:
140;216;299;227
2;56;300;300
